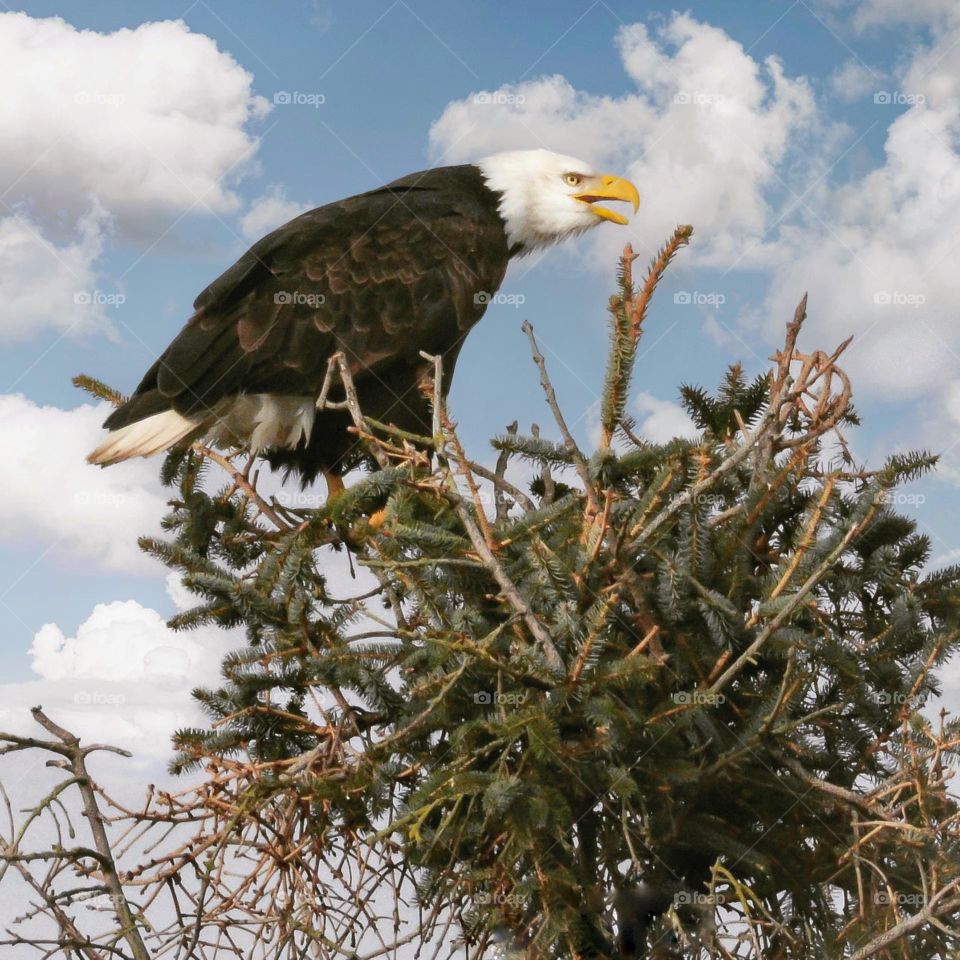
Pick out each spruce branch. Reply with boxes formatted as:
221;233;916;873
72;374;126;407
600;229;693;449
422;351;565;675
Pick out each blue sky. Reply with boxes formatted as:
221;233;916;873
1;0;959;730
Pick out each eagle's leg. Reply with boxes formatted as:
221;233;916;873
323;468;345;504
322;468;386;530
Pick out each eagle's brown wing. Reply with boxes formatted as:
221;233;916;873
104;165;509;431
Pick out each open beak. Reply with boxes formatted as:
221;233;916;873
575;174;640;225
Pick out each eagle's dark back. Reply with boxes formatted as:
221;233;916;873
102;164;510;481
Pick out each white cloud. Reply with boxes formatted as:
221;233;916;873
240;185;311;240
0;203;116;340
851;0;959;28
31;597;214;684
0;12;269;342
0;12;269;232
634;391;696;443
429;14;816;267
0;575;239;760
0;395;169;573
752;13;960;419
829;59;881;102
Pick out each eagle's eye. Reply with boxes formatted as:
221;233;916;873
564;173;583;187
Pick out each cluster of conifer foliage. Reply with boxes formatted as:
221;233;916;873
81;232;959;958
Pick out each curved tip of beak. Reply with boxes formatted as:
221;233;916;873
576;174;640;226
607;175;640;214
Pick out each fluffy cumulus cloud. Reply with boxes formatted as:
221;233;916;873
753;7;960;430
30;595;199;684
0;395;169;573
0;574;239;760
935;655;960;720
633;391;697;444
0;204;117;340
429;14;816;266
0;12;269;341
240;184;312;240
0;12;269;229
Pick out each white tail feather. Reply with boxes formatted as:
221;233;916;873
87;410;201;465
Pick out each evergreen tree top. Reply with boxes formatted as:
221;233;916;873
39;234;960;959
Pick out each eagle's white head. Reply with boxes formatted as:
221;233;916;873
477;148;639;253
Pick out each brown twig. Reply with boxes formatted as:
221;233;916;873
522;320;601;516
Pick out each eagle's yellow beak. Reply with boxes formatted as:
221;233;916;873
575;174;640;225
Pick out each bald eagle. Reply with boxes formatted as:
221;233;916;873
88;149;638;494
